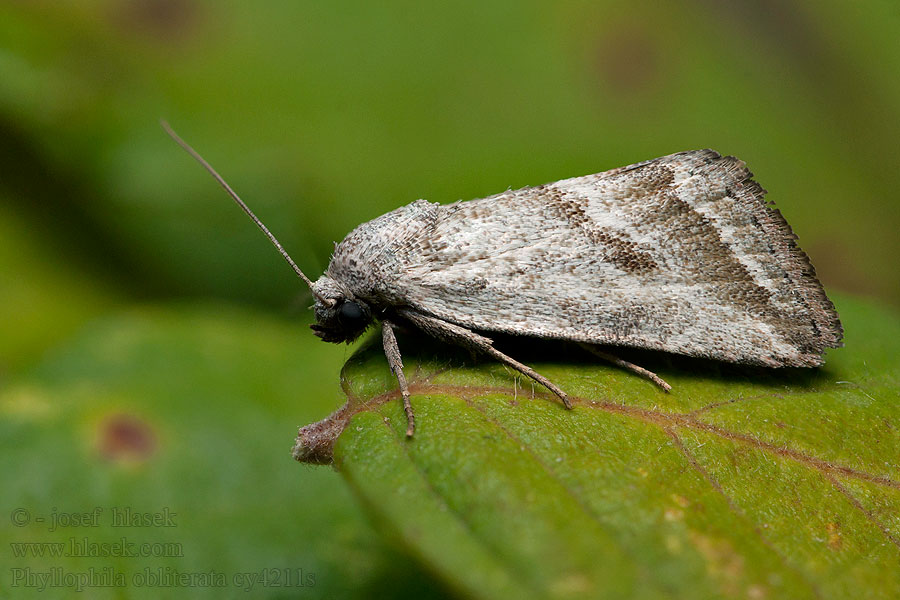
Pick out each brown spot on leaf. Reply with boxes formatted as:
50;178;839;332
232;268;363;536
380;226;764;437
98;414;157;462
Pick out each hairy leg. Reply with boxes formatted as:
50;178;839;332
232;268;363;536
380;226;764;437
397;309;572;409
579;344;672;392
382;320;415;437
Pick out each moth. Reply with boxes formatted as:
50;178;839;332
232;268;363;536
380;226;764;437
164;122;843;438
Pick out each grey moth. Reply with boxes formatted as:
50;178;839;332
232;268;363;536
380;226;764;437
164;123;842;445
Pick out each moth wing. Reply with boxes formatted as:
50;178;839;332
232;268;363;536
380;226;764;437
390;150;842;367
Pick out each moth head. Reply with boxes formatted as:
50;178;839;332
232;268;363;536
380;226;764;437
160;122;375;345
309;277;373;343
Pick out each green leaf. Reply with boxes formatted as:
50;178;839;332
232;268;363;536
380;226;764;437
327;294;900;600
0;305;450;599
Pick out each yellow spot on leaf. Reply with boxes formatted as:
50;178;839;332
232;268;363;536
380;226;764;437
671;493;690;508
689;532;766;598
826;521;842;550
748;583;768;599
549;571;592;596
664;507;684;522
1;386;55;420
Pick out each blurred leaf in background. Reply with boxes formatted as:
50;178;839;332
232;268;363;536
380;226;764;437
1;306;450;598
1;0;898;598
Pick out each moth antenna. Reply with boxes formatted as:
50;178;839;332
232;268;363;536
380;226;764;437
161;120;332;305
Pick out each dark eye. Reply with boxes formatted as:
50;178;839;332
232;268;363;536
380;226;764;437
338;300;368;329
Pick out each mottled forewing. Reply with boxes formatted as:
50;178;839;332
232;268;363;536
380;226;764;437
382;150;841;366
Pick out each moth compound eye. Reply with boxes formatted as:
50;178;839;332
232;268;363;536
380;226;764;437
338;300;368;329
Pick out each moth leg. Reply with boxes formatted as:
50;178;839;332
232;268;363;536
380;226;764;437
579;343;672;392
398;309;572;409
382;320;415;437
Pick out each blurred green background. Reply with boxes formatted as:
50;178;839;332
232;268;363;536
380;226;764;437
1;1;898;598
